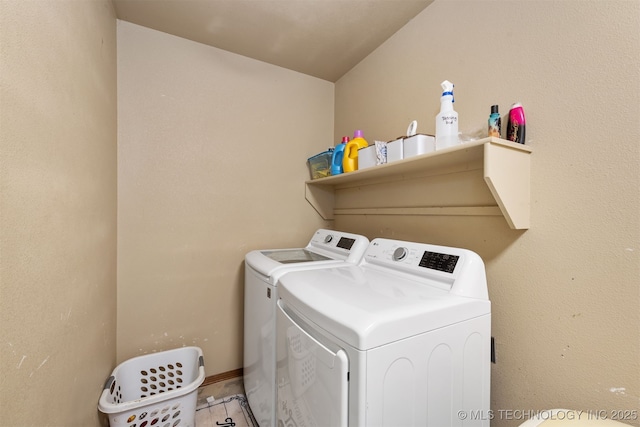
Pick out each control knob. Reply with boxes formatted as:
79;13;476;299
392;247;408;261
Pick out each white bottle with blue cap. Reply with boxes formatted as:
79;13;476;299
435;80;459;150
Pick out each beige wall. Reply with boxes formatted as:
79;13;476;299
1;1;637;425
116;21;331;374
335;0;639;425
0;1;117;425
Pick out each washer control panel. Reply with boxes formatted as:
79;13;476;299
322;233;357;250
306;229;370;263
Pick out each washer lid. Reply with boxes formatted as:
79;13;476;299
244;229;370;278
279;265;491;351
245;249;344;282
260;248;331;264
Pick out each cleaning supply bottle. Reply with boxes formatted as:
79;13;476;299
331;136;349;175
506;103;526;144
435;80;459;150
488;104;501;137
342;130;368;172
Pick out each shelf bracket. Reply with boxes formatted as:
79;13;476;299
483;142;531;229
305;182;335;220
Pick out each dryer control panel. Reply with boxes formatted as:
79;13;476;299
362;238;488;299
391;246;459;273
419;251;459;274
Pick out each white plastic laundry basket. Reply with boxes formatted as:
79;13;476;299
98;347;205;427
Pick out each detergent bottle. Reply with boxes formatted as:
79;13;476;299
342;130;368;172
435;80;459;150
330;136;349;175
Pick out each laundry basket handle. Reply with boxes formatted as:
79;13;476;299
103;375;115;390
199;355;204;367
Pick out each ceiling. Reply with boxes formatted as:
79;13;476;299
112;0;434;82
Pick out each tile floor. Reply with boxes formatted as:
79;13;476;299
195;376;257;427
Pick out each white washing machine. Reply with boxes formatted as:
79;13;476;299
276;238;492;427
244;229;369;427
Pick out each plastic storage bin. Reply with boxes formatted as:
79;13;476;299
403;134;435;158
307;149;333;179
358;141;387;169
357;144;376;169
98;346;205;427
387;137;404;162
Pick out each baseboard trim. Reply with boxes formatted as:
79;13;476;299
201;368;243;387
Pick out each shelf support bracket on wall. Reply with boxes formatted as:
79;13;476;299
305;182;335;220
483;142;531;229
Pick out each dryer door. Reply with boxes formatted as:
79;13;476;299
276;300;348;427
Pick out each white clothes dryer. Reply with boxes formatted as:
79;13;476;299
276;238;491;427
244;229;369;427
